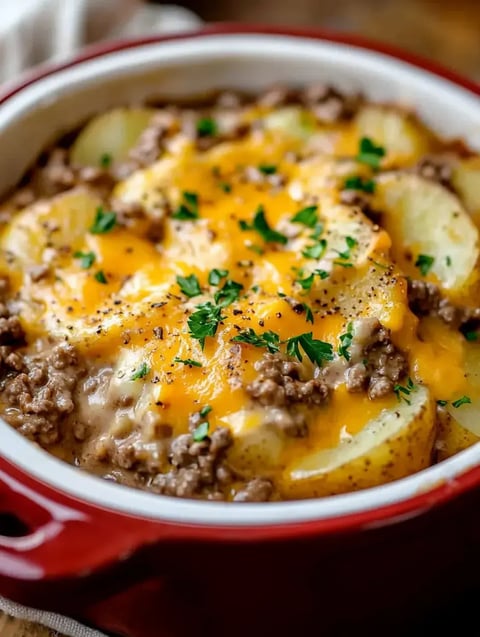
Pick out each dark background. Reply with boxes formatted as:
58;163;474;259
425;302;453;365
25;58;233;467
152;0;480;80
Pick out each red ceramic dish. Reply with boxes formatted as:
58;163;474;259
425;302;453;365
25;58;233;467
0;26;480;635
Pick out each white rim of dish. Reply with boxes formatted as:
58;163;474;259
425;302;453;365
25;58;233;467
0;33;479;527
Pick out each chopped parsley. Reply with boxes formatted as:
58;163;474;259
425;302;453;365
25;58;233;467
335;236;358;260
94;270;108;284
333;261;353;268
338;322;354;361
446;256;452;267
208;268;229;286
415;254;435;276
302;303;314;324
192;421;209;442
296;269;329;291
436;400;448;407
73;251;95;269
302;238;327;260
219;182;232;193
239;205;288;245
196;117;217;137
291;205;318;228
173;357;202;367
99;152;112;168
131;362;150;380
248;244;264;255
172;191;199;220
310;223;324;240
393;377;417;403
187;302;225;349
356;137;386;169
452;395;472;408
199;405;212;418
232;328;281;354
258;164;277;175
464;330;478;342
89;207;117;234
176;274;202;298
344;175;376;193
214;279;244;307
286;333;334;366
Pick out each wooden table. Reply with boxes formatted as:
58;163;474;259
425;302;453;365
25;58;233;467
4;0;480;635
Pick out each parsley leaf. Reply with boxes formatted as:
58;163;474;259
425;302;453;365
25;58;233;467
214;279;244;307
193;421;209;442
335;236;358;260
239;205;288;245
393;377;417;403
344;175;376;193
208;268;229;286
291;205;318;228
73;251;96;269
436;400;448;407
90;207;117;234
446;256;452;267
199;405;212;418
176;274;202;298
173;357;202;367
296;269;329;290
258;164;277;175
302;238;327;260
131;362;150;380
452;395;472;408
302;303;314;324
338;322;354;361
196;117;217;137
415;254;435;276
286;332;334;366
99;153;112;168
356;137;386;169
232;328;281;354
310;223;325;240
188;302;225;349
172;191;199;220
94;270;108;284
464;330;478;342
219;182;232;193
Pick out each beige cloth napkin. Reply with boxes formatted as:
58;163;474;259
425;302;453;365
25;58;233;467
0;4;201;634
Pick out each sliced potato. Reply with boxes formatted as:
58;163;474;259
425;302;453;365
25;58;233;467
451;156;480;214
436;411;479;461
263;106;316;140
70;107;156;167
355;105;430;165
375;173;479;294
0;187;101;267
280;385;435;498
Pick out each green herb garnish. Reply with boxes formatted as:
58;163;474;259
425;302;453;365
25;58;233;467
99;153;112;168
188;302;225;349
446;256;452;267
94;270;108;284
302;303;314;324
344;175;376;193
172;191;199;220
302;238;327;260
196;117;217;137
192;421;209;442
219;182;232;193
335;236;358;260
415;254;435;277
393;377;417;404
131;362;150;380
338;322;354;361
464;330;478;342
199;405;212;418
296;269;329;290
239;205;288;245
73;251;95;269
286;333;334;366
452;395;472;408
232;328;281;354
291;205;318;228
214;280;244;307
208;268;229;286
90;207;117;234
258;164;277;175
173;357;202;367
436;400;448;407
356;137;386;169
176;274;202;298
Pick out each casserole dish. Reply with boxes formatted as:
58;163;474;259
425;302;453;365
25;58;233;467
1;26;480;636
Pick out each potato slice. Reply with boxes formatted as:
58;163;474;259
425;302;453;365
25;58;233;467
436;412;479;462
70;107;156;167
263;106;316;140
0;187;101;267
355;105;430;165
375;173;479;294
280;385;435;498
451;156;480;215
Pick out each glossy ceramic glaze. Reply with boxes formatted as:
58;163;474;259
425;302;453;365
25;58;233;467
0;28;479;634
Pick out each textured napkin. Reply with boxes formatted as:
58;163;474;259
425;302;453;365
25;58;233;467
0;4;201;635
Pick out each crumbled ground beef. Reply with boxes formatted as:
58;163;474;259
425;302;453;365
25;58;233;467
339;189;382;224
0;342;84;446
246;353;329;437
407;279;480;328
233;477;273;502
302;84;359;123
345;319;408;399
414;156;453;188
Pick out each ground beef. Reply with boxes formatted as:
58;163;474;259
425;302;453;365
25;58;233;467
407;279;480;328
246;353;329;437
345;318;408;399
302;84;358;123
414;156;453;188
233;478;273;502
0;342;84;446
339;189;382;224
